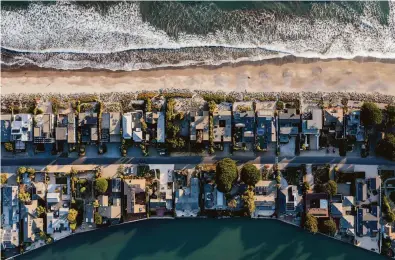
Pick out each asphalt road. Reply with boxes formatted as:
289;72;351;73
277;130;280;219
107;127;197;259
2;155;395;166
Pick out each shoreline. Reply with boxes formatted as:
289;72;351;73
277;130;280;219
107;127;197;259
2;58;395;96
2;55;395;74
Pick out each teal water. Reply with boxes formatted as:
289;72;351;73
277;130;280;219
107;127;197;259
18;219;384;260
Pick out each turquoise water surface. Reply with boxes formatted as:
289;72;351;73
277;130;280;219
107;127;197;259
18;218;384;260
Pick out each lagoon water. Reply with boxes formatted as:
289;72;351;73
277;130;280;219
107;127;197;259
18;218;384;260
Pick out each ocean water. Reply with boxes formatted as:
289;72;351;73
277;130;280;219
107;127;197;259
1;1;394;71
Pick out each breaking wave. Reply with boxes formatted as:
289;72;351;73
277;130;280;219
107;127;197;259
1;1;395;71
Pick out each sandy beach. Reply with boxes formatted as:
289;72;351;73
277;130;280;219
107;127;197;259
1;59;395;95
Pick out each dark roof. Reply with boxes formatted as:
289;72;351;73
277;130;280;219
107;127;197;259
1;119;11;142
371;206;379;217
356;182;367;201
357;208;364;236
86;204;94;221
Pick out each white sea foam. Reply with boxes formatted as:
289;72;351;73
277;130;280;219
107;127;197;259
1;2;394;71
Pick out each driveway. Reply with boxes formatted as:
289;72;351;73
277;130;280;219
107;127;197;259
280;137;295;157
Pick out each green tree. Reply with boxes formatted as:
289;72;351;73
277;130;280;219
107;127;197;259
117;164;125;177
95;178;108;194
324;180;337;196
227;198;237;209
386;211;395;223
18;166;27;175
304;213;318;233
67;208;78;223
70;223;77;231
276;101;284;110
376;134;395;161
361;102;383;126
276;174;281;184
36;206;46;217
240;163;261;186
80;187;86;194
242;189;255;216
93;200;99;208
215;158;238;193
1;174;7;185
386;105;395;128
4;142;13;152
320;218;337;236
18;190;31;203
302;181;310;192
27;167;36;179
94;212;102;225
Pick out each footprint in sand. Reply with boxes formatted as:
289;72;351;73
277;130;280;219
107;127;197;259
311;66;322;76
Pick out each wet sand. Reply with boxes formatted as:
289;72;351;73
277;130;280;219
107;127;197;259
1;59;395;95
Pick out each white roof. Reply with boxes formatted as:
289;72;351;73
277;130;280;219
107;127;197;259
133;129;143;142
217;190;224;206
47;192;60;203
122;113;132;139
157;112;165;143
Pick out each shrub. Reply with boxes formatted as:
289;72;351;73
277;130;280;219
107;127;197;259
324;180;337;196
67;208;78;223
319;218;337;236
95;178;108;194
304;213;318;233
18;166;27;175
94;212;102;225
242;188;255;216
276;101;284;110
1;174;7;185
18;190;31;203
4;142;13;152
36;206;46;217
80;187;86;194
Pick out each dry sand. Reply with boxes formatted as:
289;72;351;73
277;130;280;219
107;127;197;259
1;59;395;95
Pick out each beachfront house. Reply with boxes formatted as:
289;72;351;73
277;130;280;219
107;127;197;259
175;177;200;217
213;102;232;150
255;101;276;152
46;207;70;235
98;195;122;222
356;206;380;237
67;113;76;144
301;108;322;150
122;111;144;142
33;113;55;145
79;112;98;143
101;112;121;142
305;193;329;218
253;180;277;218
1;186;20;249
21;200;44;243
204;183;226;211
145;111;166;143
190;107;209;144
11;114;33;151
1;114;12;144
232;102;255;151
277;185;301;215
323;105;344;140
123;179;147;216
149;169;174;216
279;108;300;144
330;195;355;236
